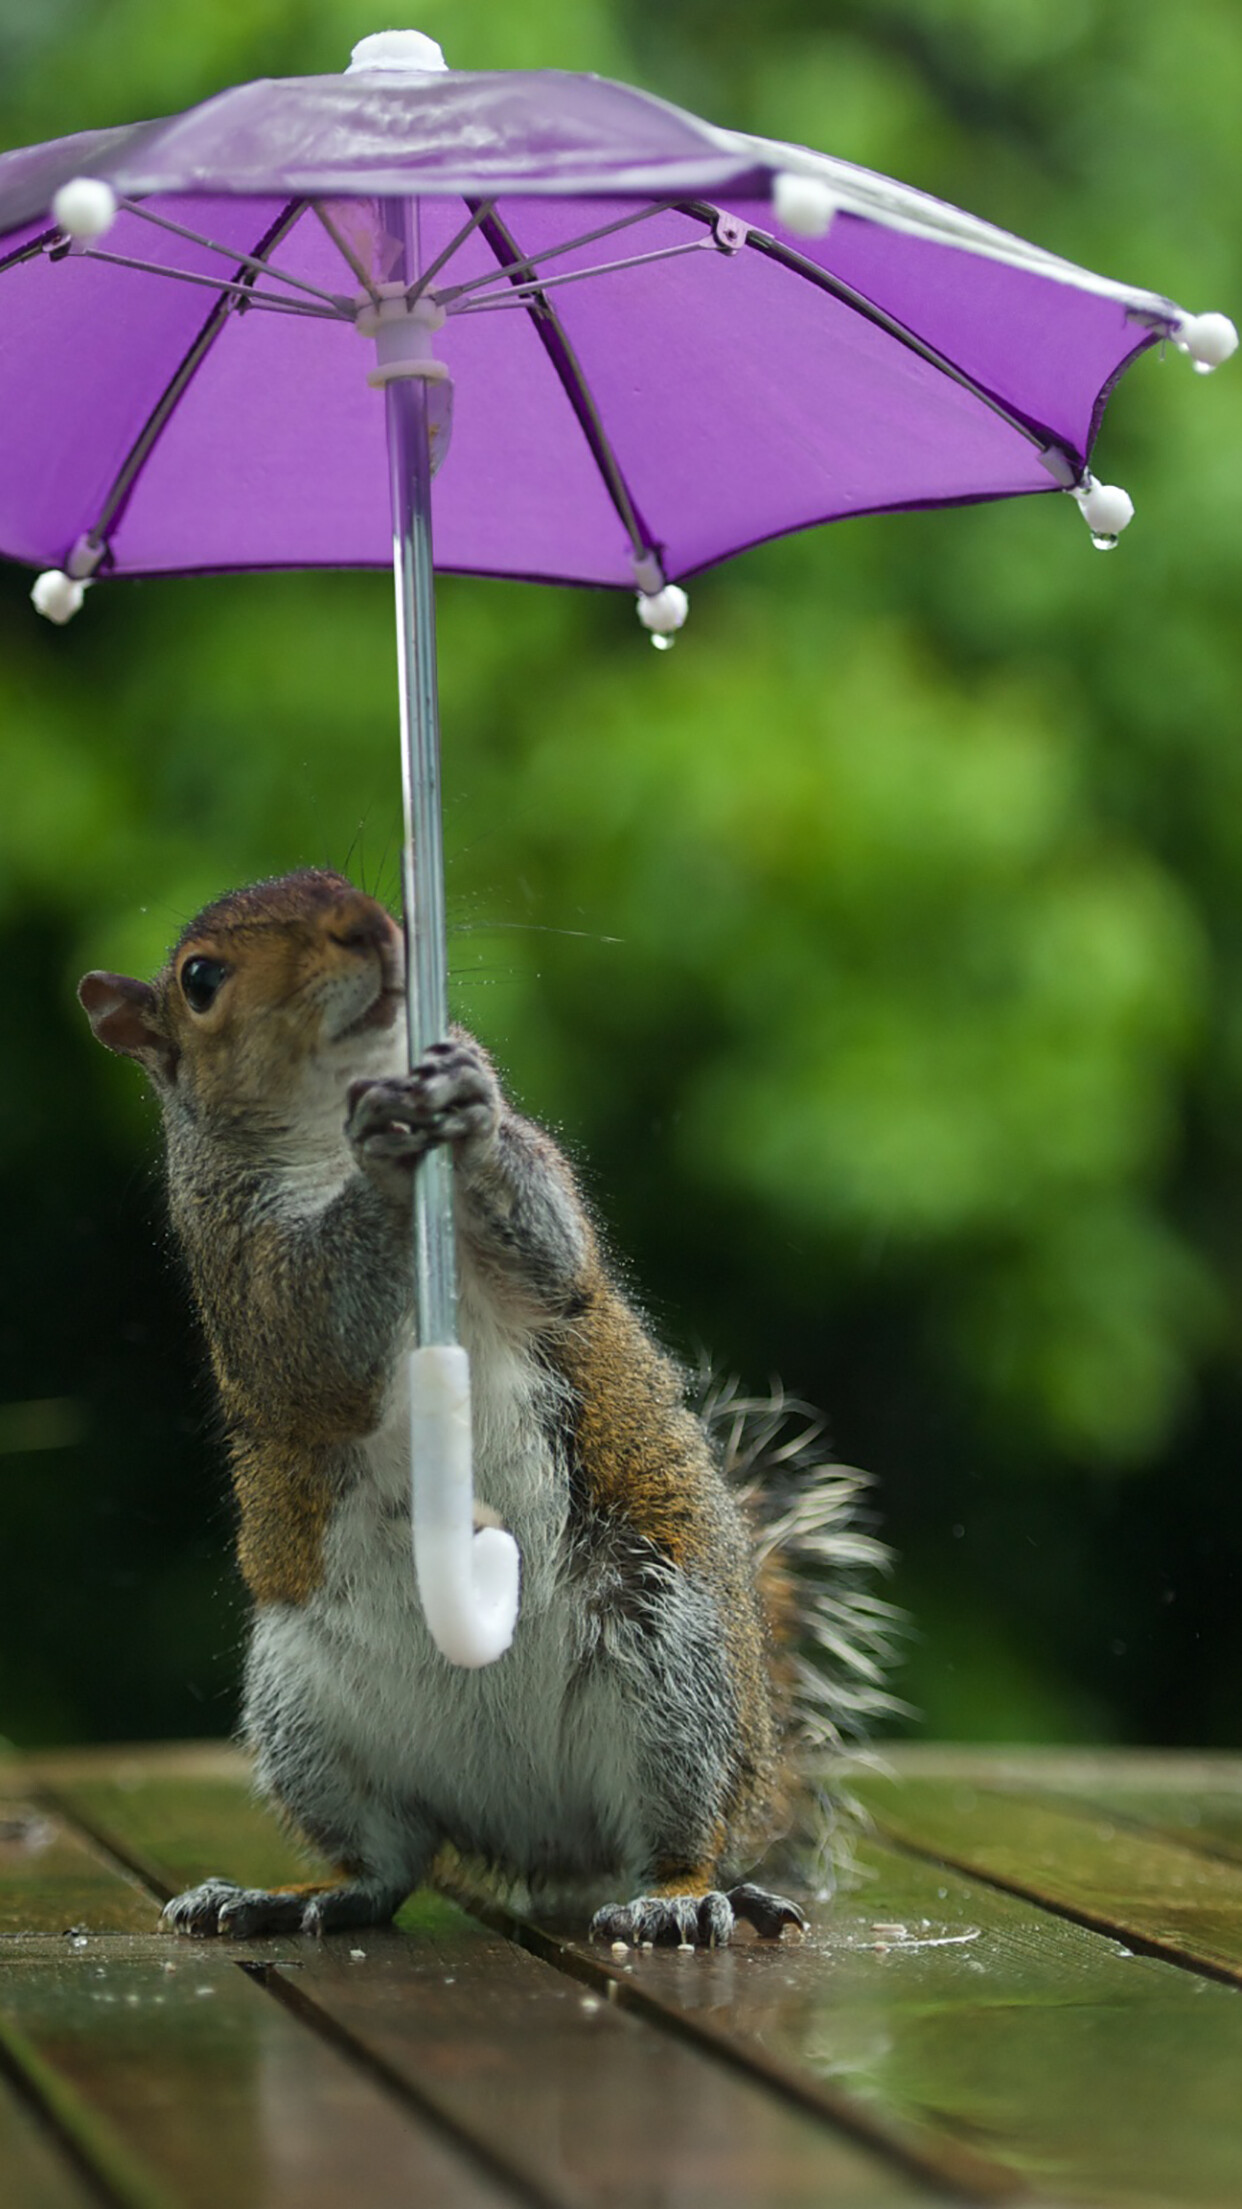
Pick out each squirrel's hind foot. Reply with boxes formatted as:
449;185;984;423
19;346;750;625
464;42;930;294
589;1884;806;1950
161;1875;406;1938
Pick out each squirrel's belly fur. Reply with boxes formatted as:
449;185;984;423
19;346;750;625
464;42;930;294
246;1242;745;1890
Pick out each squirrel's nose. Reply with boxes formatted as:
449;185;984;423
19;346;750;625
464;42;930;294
328;906;395;957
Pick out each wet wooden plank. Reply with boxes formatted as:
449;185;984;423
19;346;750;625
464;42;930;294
31;1743;319;1905
874;1747;1242;1866
513;1833;1242;2209
0;2063;97;2209
43;1742;1242;2205
1;1937;523;2209
39;1753;943;2206
0;1795;157;1936
857;1771;1242;1981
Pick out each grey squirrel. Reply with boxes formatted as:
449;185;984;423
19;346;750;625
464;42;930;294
80;869;896;1946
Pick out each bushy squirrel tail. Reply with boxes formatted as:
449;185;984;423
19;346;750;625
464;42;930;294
700;1375;908;1895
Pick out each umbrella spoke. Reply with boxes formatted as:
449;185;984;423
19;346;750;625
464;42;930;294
73;245;346;317
116;197;351;310
310;198;382;304
445;236;715;312
433;198;678;305
406;200;496;299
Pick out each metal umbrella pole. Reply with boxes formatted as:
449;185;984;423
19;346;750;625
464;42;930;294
371;194;520;1668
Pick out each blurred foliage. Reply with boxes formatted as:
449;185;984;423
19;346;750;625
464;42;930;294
1;0;1241;1752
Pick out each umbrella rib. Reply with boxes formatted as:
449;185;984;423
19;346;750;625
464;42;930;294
0;228;55;276
677;201;1082;476
471;204;663;570
71;199;309;557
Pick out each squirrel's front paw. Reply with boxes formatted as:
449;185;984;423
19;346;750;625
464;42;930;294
347;1041;500;1200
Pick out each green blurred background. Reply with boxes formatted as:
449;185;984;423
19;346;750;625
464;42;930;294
1;0;1239;1750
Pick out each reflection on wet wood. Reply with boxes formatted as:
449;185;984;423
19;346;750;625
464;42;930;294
494;1828;1242;2209
263;1926;915;2209
1;1939;514;2209
858;1768;1242;1980
0;2063;97;2209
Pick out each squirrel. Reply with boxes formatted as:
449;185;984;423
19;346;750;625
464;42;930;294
79;868;897;1947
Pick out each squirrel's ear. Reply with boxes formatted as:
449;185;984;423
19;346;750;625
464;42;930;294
78;971;178;1084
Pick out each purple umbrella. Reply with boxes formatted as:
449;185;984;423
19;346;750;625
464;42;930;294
1;28;1233;1666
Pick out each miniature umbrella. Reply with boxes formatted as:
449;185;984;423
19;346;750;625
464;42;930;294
0;29;1233;1667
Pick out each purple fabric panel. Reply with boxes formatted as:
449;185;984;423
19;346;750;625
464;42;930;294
486;202;1054;579
0;196;288;565
807;212;1147;454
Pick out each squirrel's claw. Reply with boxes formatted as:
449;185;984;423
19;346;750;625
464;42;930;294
161;1875;406;1938
590;1881;807;1949
590;1890;736;1948
160;1876;291;1937
347;1042;501;1199
726;1882;808;1938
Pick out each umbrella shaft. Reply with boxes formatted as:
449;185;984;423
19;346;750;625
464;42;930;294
386;312;457;1349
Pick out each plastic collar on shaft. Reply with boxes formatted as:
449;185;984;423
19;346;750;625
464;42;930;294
357;287;449;388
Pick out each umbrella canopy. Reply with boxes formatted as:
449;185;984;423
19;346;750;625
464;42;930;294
0;41;1232;601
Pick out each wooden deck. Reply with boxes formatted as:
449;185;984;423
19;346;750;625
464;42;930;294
5;1743;1242;2207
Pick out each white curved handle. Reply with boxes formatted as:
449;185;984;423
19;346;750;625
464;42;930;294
408;1344;520;1669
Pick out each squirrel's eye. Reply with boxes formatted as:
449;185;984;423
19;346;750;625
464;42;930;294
180;956;229;1014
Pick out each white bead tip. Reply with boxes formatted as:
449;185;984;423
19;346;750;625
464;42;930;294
1176;311;1238;372
1077;482;1134;536
31;570;87;623
347;29;448;73
52;177;117;241
636;584;689;638
772;171;839;239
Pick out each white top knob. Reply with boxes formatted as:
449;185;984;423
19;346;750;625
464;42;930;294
347;29;448;73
